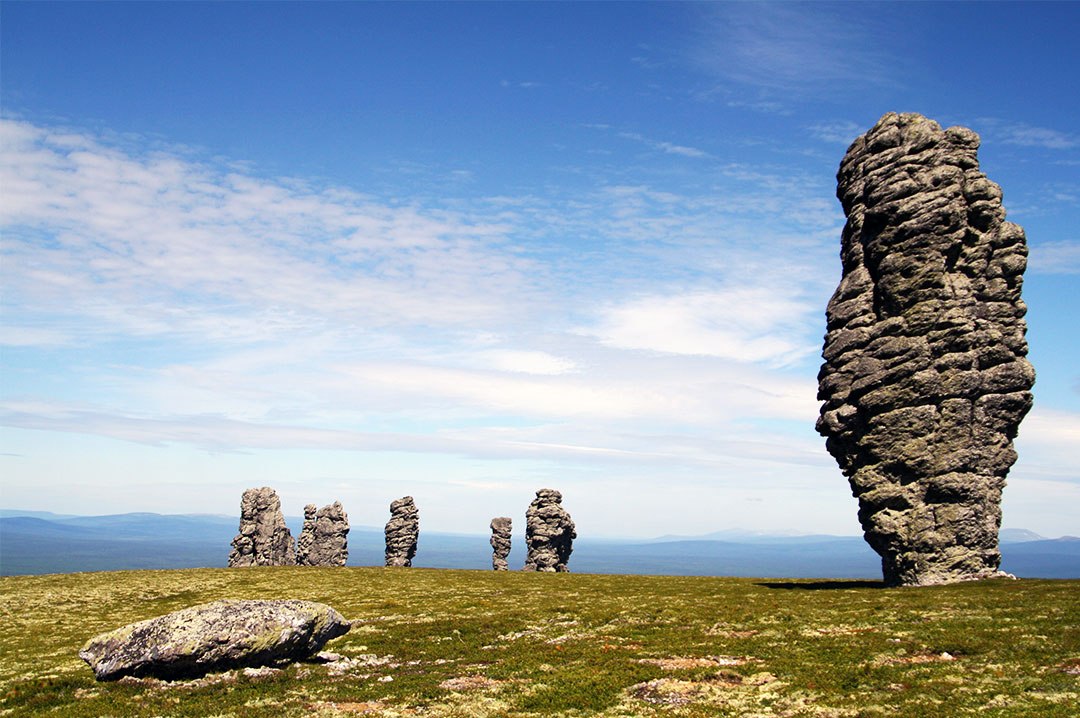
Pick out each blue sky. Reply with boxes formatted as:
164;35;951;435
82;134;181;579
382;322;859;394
2;2;1077;538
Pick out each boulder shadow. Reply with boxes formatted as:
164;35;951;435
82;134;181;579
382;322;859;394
756;580;886;591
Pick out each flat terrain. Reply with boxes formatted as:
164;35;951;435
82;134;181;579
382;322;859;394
1;568;1076;717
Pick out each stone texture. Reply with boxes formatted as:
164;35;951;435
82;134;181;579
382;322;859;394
79;599;350;680
490;516;512;571
227;487;296;567
384;496;419;567
816;112;1034;587
296;501;350;567
523;488;576;572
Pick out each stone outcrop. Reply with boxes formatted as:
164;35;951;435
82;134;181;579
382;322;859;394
523;489;576;572
227;487;296;567
816;112;1034;587
79;599;350;680
490;517;512;571
384;496;419;567
296;502;350;567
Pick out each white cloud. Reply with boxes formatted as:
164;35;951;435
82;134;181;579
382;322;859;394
981;120;1079;151
0;118;537;350
585;287;818;365
1028;240;1080;275
690;4;896;95
808;121;863;145
615;130;711;158
472;350;578;376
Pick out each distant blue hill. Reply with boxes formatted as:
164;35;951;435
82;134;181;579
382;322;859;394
1;511;1077;579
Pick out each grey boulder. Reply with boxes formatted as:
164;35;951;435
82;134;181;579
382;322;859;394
79;599;350;681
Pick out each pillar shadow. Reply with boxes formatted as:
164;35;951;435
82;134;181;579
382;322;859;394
756;580;887;591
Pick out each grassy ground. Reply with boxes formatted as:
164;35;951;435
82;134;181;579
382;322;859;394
0;568;1076;717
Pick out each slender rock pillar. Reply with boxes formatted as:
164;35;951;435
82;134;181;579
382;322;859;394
384;496;419;567
490;517;512;571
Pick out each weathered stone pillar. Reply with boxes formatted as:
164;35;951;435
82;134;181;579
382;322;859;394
523;489;576;572
384;496;419;567
490;517;512;571
297;501;349;567
817;112;1034;586
227;487;296;567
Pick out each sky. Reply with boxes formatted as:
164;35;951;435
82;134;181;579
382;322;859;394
1;2;1077;539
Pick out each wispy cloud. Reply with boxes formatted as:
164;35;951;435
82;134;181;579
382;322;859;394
807;121;863;145
690;4;896;95
979;119;1079;150
585;287;817;366
617;130;710;158
1028;240;1080;275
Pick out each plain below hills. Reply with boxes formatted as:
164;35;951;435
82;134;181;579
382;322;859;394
0;510;1077;579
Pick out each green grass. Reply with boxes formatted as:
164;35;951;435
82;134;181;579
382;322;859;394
1;568;1077;716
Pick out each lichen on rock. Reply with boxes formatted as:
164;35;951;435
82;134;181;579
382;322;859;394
79;599;350;680
816;112;1034;586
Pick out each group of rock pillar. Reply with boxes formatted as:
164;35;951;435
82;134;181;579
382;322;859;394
489;488;577;572
228;487;349;568
228;486;577;572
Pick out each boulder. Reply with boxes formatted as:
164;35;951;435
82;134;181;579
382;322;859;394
816;113;1034;586
523;488;576;572
384;496;419;567
79;599;350;681
227;487;296;567
490;516;512;571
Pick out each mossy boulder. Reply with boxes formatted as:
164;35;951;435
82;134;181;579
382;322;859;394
78;599;350;680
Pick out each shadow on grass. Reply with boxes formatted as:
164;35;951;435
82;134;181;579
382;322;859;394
756;580;886;591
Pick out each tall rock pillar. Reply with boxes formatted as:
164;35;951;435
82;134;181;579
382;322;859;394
523;489;576;572
384;496;419;567
817;112;1034;586
490;517;512;571
227;487;297;567
297;501;350;567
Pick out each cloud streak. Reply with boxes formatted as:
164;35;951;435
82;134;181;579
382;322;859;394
690;4;896;95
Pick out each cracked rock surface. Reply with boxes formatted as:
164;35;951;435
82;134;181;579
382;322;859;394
297;501;350;567
79;599;350;680
384;496;419;567
523;489;576;572
227;487;296;567
490;516;512;571
816;112;1034;586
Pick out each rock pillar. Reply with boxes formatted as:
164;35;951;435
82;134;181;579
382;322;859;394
817;112;1034;586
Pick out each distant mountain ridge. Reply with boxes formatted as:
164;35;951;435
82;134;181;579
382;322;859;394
2;511;1077;579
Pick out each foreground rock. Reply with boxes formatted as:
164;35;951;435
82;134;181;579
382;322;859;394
79;599;350;680
227;487;296;567
523;489;576;572
490;516;512;571
816;112;1034;586
384;496;419;567
296;501;350;567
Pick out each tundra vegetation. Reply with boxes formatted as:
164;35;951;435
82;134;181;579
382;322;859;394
1;568;1076;717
